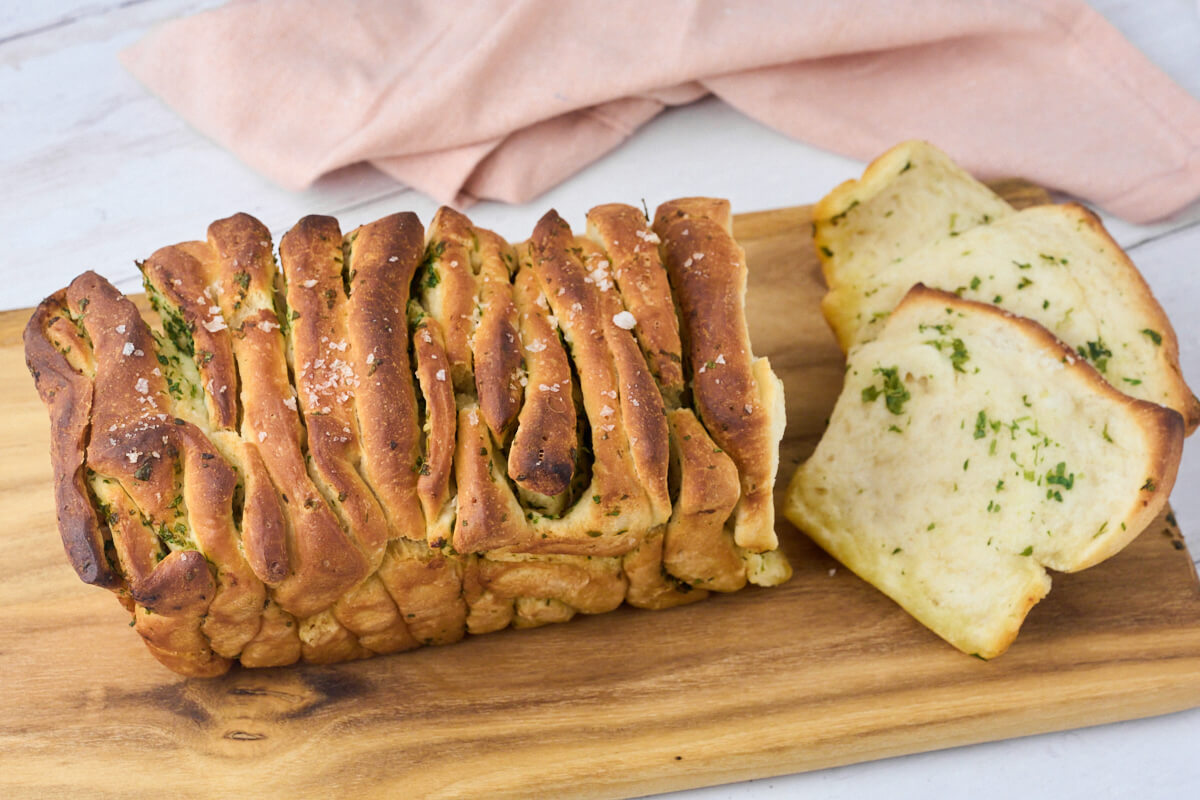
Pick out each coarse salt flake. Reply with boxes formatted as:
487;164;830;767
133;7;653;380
134;378;149;394
612;311;636;330
122;342;135;356
635;229;660;244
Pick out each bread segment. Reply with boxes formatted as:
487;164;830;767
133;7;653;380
27;199;790;676
813;140;1014;291
343;212;427;542
786;286;1183;658
586;203;685;406
654;199;785;554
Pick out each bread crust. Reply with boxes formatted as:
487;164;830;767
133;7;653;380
27;200;790;676
472;228;524;439
507;253;577;499
24;289;117;588
654;198;781;552
586;203;684;405
344;213;428;542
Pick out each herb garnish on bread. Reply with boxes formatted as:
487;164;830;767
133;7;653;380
785;285;1183;658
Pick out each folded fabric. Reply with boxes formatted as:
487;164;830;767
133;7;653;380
121;0;1200;222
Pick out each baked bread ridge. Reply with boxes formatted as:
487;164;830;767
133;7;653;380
785;285;1183;659
26;199;791;676
653;198;788;567
818;170;1199;436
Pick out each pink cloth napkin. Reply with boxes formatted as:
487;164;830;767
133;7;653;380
121;0;1200;223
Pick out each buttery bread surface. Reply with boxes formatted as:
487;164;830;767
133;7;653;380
26;200;790;676
785;286;1182;658
814;141;1198;433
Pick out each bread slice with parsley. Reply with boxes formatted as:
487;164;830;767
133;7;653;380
784;285;1184;659
820;193;1199;435
813;140;1014;292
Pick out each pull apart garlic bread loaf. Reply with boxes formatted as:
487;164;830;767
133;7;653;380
25;200;790;677
790;141;1192;658
813;140;1199;434
786;286;1183;659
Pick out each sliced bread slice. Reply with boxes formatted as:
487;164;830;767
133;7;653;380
785;285;1183;658
813;140;1014;291
822;202;1200;433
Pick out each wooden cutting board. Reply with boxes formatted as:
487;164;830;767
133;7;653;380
1;185;1198;800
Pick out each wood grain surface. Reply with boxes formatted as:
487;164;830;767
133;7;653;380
1;187;1198;800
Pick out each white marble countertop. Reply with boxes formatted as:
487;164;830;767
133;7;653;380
2;1;1198;797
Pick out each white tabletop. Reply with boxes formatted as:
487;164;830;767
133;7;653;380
2;2;1198;797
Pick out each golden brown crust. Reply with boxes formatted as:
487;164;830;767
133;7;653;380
24;289;118;588
472;229;524;439
344;212;428;541
207;218;370;620
375;539;467;646
622;529;709;610
238;441;289;584
132;550;230;678
281;216;420;651
424;207;478;391
29;200;791;676
452;405;530;553
577;236;672;523
62;271;267;676
662;409;745;592
524;211;667;547
586;203;685;405
412;314;457;544
464;554;627;629
507;256;576;499
653;199;778;551
280;216;390;568
238;599;301;668
140;243;239;431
